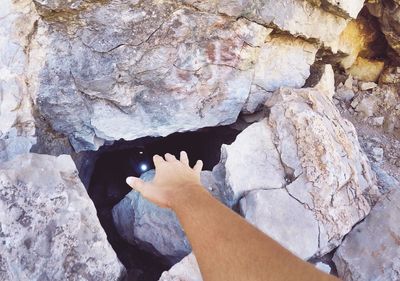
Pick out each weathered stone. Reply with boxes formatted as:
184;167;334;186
367;0;400;57
347;57;385;82
112;169;225;264
333;188;400;281
315;64;335;99
240;189;320;259
31;2;317;152
359;82;377;91
0;0;37;162
184;0;349;50
305;0;364;18
0;153;125;281
338;16;381;69
159;253;202;281
215;85;379;259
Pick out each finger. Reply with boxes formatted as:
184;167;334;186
180;151;189;166
126;176;146;194
165;153;177;162
193;159;203;173
153;154;164;168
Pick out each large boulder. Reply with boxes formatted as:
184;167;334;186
28;1;317;152
214;77;380;259
333;188;400;281
112;170;226;264
0;0;37;162
0;153;125;281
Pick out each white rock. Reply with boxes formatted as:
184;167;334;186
315;64;335;99
0;153;125;281
30;4;317;152
185;0;349;50
159;253;202;281
335;87;355;102
333;189;400;281
240;189;320;259
253;36;317;92
315;262;332;274
370;116;385;126
0;0;37;162
359;82;377;91
215;86;379;258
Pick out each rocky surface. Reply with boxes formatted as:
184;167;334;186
333;188;400;281
334;73;400;187
159;253;202;281
367;0;400;57
214;74;380;259
112;169;225;264
0;153;125;281
29;1;318;152
0;0;38;162
184;0;352;51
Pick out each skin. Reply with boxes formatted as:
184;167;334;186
126;151;340;281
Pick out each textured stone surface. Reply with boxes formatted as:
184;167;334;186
240;189;320;259
184;0;348;51
367;0;400;57
30;1;318;152
333;188;400;281
305;0;364;18
0;0;37;162
159;253;202;281
112;169;225;264
0;153;125;281
215;84;380;259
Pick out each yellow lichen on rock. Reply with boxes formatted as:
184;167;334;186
348;57;385;82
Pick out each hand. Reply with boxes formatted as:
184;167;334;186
126;151;204;209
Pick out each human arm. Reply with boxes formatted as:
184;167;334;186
126;152;339;281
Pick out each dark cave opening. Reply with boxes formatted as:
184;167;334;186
86;126;240;281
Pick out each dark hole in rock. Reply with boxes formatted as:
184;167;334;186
84;126;240;281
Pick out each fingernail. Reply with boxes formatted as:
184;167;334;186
126;177;135;186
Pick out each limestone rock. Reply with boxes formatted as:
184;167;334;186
215;86;379;259
112;169;225;264
31;1;317;151
0;153;125;281
305;0;364;18
333;188;400;281
159;253;202;281
0;0;37;162
184;0;349;50
240;189;320;259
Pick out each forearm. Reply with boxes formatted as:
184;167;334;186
172;185;339;281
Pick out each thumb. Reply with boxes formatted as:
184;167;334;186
126;176;146;194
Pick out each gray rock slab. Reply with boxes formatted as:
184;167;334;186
0;153;125;281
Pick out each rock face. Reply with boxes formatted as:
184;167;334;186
333;188;400;281
159;253;202;281
184;0;353;50
0;0;37;162
112;169;225;264
29;1;318;152
0;153;125;281
367;0;400;57
214;81;380;259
